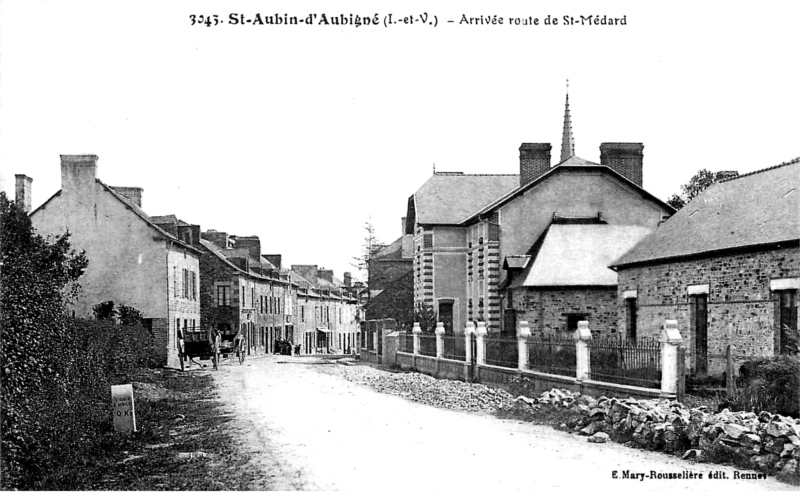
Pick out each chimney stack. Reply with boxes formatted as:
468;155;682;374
110;186;143;207
401;217;407;235
233;236;261;261
519;143;552;187
14;174;32;214
343;272;352;288
600;143;644;187
319;269;334;283
202;229;231;249
60;154;98;193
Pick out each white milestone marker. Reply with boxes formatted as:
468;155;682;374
111;384;137;433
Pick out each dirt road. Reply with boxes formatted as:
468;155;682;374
212;355;793;491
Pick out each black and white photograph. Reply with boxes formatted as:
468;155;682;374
0;1;798;490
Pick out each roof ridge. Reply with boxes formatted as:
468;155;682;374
433;172;518;177
718;157;800;183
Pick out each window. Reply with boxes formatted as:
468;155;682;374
566;313;587;331
183;269;189;298
423;234;433;248
252;287;255;308
217;285;230;306
777;289;798;355
690;294;708;375
173;267;178;298
625;298;638;341
241;286;246;307
191;271;197;300
301;306;305;322
176;318;181;347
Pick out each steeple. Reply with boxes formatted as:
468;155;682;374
560;80;575;163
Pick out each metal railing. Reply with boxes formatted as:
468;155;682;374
527;333;576;377
442;335;468;361
485;336;518;368
589;337;661;388
418;333;437;357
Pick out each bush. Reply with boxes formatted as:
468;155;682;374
729;355;800;417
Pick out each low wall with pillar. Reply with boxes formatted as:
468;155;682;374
395;320;682;401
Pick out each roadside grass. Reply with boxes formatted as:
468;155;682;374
27;369;263;491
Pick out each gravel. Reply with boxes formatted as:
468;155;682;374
312;363;514;413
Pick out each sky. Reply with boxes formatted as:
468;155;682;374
1;1;798;282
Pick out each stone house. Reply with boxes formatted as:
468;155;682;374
19;155;201;367
405;94;673;336
176;226;292;356
291;265;361;354
611;158;800;376
365;217;414;326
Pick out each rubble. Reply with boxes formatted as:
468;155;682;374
313;365;515;413
501;387;800;485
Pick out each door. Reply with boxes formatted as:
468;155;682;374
438;301;454;334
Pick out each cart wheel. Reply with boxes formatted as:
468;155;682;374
179;354;185;372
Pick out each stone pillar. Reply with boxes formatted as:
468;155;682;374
435;322;445;358
412;322;421;356
574;320;592;381
475;321;487;365
660;320;683;397
517;321;531;371
464;322;476;364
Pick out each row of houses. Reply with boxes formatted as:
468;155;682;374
14;155;362;368
366;91;799;377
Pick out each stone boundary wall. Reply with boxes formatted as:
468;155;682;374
396;350;666;401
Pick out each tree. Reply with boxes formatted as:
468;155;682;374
351;219;386;286
666;169;738;210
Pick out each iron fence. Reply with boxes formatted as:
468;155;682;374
398;332;414;354
418;333;437;357
442;335;468;361
589;337;661;388
485;336;518;368
527;333;576;377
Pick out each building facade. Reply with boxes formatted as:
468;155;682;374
612;159;800;376
22;155;201;367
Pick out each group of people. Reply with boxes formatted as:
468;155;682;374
273;338;299;356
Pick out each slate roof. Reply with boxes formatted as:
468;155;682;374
612;158;800;268
408;173;519;226
371;236;408;261
509;224;652;288
465;157;672;224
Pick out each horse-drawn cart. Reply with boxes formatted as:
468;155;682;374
178;328;246;371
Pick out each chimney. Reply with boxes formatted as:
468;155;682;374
60;154;98;193
319;269;334;283
110;186;143;207
519;143;552;187
14;174;32;214
343;272;352;288
600;143;644;187
263;254;282;269
233;236;261;261
401;217;407;235
202;229;230;249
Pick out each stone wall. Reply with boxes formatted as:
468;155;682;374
511;287;618;336
617;247;800;375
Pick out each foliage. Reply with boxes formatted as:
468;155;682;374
0;192;154;488
729;355;800;417
413;302;437;332
118;304;143;326
93;300;117;319
666;168;736;210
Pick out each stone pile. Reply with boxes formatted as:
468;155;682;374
505;388;800;484
316;364;515;413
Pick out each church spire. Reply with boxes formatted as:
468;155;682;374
560;79;575;163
